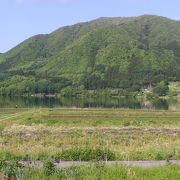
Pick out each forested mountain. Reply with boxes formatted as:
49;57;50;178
0;15;180;95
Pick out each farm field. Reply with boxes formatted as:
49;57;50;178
0;108;180;161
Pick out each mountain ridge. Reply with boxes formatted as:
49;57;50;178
0;15;180;95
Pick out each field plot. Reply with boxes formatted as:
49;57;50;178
0;108;180;161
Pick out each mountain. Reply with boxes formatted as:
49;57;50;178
0;15;180;95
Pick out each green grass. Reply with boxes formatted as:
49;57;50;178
0;160;180;180
2;108;180;128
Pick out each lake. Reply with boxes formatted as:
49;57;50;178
0;96;179;110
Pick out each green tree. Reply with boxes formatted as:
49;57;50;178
153;81;169;96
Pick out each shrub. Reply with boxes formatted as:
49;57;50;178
155;153;164;160
55;148;116;161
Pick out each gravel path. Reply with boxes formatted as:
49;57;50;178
19;160;180;169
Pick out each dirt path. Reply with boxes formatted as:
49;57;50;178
19;160;180;169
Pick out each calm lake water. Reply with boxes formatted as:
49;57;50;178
0;96;179;110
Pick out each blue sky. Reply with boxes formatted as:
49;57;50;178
0;0;180;52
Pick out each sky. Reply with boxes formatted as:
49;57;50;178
0;0;180;52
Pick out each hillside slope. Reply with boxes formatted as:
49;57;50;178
0;15;180;95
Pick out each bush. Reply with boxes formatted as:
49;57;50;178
55;148;116;161
155;153;164;160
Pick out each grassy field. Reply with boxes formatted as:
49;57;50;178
0;108;180;179
0;108;180;161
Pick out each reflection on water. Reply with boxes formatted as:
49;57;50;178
0;96;179;110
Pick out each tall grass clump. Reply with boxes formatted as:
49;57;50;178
43;160;56;176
